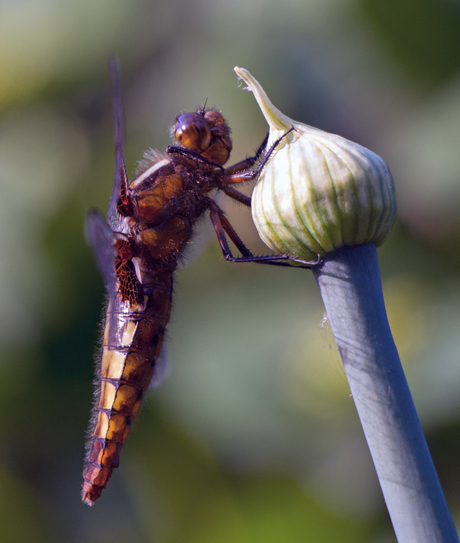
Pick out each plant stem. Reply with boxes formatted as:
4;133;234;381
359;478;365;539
312;244;458;543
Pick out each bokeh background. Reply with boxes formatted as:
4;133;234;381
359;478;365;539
1;0;460;541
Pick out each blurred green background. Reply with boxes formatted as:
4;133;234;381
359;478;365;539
1;0;460;541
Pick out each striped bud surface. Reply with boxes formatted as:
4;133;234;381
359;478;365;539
235;67;396;260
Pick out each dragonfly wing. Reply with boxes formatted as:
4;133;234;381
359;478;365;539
84;208;122;349
85;209;116;290
148;340;171;389
107;58;128;233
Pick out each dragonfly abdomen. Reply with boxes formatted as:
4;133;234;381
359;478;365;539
82;272;173;505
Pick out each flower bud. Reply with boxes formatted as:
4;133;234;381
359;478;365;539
234;67;396;260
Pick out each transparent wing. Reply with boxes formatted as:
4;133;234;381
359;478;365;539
149;340;172;389
85;209;116;290
84;208;121;349
107;58;128;233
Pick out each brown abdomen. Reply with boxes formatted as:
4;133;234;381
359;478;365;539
82;271;173;505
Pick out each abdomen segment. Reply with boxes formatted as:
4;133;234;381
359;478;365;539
82;271;173;505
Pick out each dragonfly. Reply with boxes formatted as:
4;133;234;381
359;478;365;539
82;60;320;506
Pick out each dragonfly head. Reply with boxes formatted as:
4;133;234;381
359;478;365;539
174;109;233;166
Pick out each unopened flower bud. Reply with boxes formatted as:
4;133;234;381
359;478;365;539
234;67;396;260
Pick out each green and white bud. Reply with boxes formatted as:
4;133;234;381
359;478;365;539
234;67;396;260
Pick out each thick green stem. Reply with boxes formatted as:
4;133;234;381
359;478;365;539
312;244;458;543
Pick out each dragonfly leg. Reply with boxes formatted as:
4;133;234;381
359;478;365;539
215;131;283;208
219;127;295;185
167;131;269;176
223;131;269;175
166;146;225;171
207;199;321;269
217;183;251;207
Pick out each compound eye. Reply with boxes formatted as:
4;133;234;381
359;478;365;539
174;113;212;153
204;110;225;128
